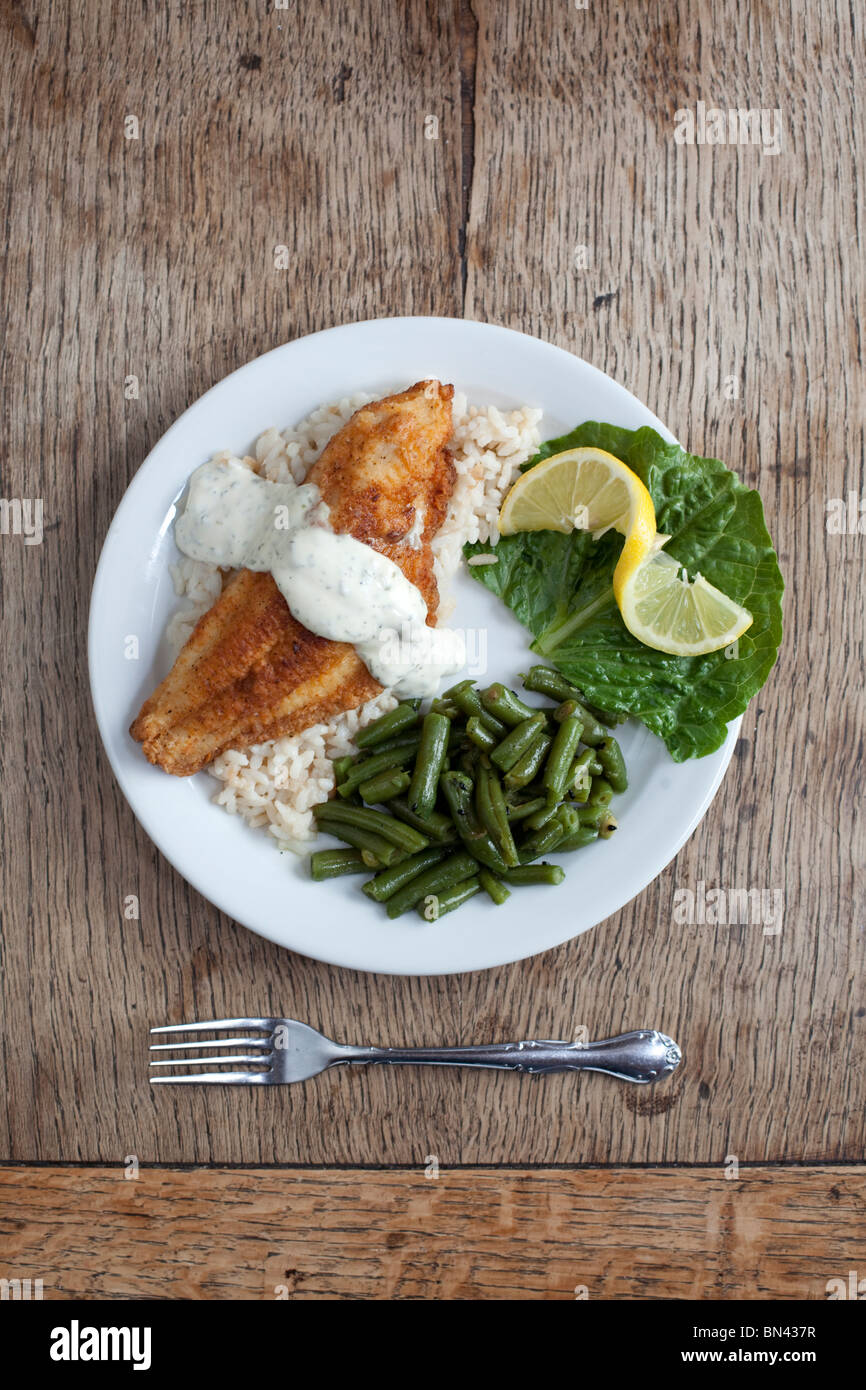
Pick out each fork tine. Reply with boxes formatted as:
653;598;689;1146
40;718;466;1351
150;1018;274;1035
150;1054;271;1068
149;1038;272;1052
150;1071;272;1085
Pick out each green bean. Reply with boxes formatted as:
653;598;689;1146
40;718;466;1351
548;696;603;746
524;801;559;832
315;820;403;865
478;867;510;905
522;665;622;727
474;765;495;832
358;769;411;804
574;749;602;776
570;747;602;799
430;697;459;717
362;845;449;902
520;665;615;741
476;766;519;867
502;863;565;886
359;730;422;757
505;795;547;823
385;850;477;919
597;736;628;793
587;776;614;807
310;849;368;881
443;678;474;698
521;665;584;704
542;713;583;805
407;712;451;819
354;702;419;749
447;720;465;750
316;677;621;920
444;680;507;737
570;768;591;802
503;732;551;790
553;699;581;722
388;798;456;843
557;824;599;851
490;712;547;771
519;818;567;862
485;768;520;867
416;876;482;921
555;803;583;836
439;772;508;873
555;689;623;728
337;744;418;796
314;801;429;853
465;716;498;752
481;683;536;727
457;745;481;777
567;700;606;747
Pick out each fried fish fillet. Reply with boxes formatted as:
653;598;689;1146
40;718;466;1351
130;380;455;776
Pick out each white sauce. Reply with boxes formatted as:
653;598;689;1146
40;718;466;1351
175;457;462;697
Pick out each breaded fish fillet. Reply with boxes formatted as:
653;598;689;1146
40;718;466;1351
130;381;455;776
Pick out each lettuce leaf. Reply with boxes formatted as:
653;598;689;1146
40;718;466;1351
465;422;784;761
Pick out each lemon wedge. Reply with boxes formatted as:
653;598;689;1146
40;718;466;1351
497;446;753;656
616;551;753;655
499;445;656;547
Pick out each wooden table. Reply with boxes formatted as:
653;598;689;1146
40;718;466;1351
1;0;863;1299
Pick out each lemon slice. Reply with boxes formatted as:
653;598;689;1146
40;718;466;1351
499;447;660;609
497;446;753;656
499;446;657;552
617;552;753;655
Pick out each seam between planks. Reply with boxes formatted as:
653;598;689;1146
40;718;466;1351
458;0;478;308
1;1159;864;1172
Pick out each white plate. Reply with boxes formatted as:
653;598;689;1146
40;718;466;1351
89;317;738;976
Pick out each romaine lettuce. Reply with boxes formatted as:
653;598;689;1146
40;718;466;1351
465;422;784;761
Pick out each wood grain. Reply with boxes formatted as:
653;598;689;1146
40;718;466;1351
1;1164;863;1300
0;0;464;1167
0;0;863;1172
460;0;866;1164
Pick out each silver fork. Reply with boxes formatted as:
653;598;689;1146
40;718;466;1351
149;1019;682;1085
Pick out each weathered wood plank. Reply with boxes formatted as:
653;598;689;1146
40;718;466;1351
1;1165;862;1300
0;0;465;1164
0;0;862;1168
461;0;865;1162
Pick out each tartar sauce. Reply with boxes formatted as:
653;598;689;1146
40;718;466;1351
175;457;462;697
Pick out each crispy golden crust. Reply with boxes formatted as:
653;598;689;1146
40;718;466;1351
308;380;455;620
130;381;455;776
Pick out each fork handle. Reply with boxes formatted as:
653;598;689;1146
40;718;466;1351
342;1030;681;1084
